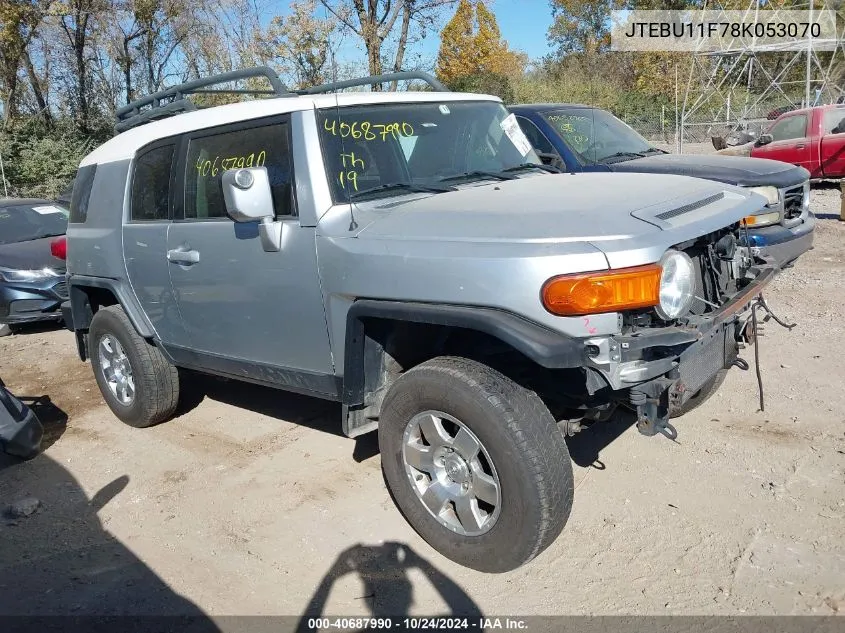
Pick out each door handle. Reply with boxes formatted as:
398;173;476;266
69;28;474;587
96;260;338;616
796;144;806;149
167;248;200;265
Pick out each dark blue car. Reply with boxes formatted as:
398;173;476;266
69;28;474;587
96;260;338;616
509;103;815;268
0;198;70;336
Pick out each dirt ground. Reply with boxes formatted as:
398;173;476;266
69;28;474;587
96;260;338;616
1;186;844;621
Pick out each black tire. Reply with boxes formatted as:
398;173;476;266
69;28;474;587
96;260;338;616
669;369;728;419
88;305;179;428
379;356;573;573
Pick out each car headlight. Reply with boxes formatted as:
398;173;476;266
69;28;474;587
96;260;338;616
656;250;695;320
747;185;780;206
0;266;62;282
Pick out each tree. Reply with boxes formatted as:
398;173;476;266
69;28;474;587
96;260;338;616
264;0;338;89
548;0;622;56
0;0;51;124
318;0;455;90
436;0;526;87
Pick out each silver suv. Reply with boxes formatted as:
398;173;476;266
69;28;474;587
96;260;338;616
62;68;778;573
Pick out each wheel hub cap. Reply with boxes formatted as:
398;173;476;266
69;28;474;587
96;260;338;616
402;410;502;537
98;334;135;406
444;453;470;484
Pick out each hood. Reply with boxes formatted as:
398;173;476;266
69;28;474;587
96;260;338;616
353;172;753;244
608;153;809;188
0;237;66;272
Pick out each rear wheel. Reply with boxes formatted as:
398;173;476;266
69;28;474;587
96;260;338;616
669;369;728;418
89;305;179;428
379;356;573;573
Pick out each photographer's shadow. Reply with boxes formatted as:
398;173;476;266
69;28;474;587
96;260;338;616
297;542;482;630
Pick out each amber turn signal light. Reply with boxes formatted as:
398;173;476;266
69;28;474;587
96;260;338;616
541;264;662;316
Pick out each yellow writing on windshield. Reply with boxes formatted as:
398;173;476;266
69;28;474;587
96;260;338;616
547;115;591;150
196;151;267;178
338;151;366;191
323;118;414;141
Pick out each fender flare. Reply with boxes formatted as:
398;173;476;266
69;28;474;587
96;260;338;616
68;276;156;339
342;299;587;406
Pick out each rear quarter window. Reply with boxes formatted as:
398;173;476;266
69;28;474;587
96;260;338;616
69;164;97;223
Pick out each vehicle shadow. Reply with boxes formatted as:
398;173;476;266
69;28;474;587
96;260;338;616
0;451;220;629
13;394;68;453
175;372;380;462
564;410;636;469
3;320;65;337
296;542;483;630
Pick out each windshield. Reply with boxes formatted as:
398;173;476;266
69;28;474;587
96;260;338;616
318;101;542;202
542;108;658;165
0;203;69;245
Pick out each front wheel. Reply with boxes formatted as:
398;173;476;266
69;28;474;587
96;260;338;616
379;356;573;573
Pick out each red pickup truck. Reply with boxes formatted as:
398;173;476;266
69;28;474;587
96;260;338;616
751;104;845;179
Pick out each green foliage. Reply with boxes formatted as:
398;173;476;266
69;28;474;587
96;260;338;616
448;71;515;103
0;118;98;198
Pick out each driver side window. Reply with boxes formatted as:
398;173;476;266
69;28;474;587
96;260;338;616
769;115;807;142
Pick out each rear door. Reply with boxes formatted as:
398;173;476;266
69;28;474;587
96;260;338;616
123;140;188;344
165;115;335;385
753;113;812;171
820;107;845;178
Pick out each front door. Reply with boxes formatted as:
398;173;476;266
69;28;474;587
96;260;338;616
754;113;811;171
166;116;335;391
820;108;845;178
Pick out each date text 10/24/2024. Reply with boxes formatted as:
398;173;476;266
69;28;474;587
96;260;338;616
306;617;529;631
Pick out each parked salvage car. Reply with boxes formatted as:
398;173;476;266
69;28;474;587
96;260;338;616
750;104;845;180
0;198;69;336
63;67;783;573
510;104;814;269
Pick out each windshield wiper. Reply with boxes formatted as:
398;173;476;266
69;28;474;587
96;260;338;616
643;147;669;155
438;170;517;184
348;182;456;201
501;163;561;174
597;151;649;163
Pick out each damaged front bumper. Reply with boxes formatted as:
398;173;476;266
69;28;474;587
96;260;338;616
583;263;779;436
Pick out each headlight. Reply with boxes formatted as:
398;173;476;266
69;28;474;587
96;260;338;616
0;266;62;282
656;250;695;320
747;185;780;206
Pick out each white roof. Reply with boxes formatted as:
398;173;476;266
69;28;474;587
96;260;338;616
81;91;501;166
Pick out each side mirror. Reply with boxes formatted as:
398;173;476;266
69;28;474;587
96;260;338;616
222;167;274;222
755;134;773;146
221;167;282;252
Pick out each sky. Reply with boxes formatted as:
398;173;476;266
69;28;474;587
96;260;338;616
325;0;555;70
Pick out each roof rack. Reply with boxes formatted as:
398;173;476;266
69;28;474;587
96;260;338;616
114;68;448;133
295;71;446;95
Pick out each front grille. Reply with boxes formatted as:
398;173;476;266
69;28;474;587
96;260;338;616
783;184;805;221
52;281;68;298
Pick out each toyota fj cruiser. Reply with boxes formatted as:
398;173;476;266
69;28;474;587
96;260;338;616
62;68;784;573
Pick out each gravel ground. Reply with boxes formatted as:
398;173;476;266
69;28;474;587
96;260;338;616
0;186;843;621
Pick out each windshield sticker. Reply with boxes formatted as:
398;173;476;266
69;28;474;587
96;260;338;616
323;119;414;141
32;205;68;216
500;113;533;156
439;105;450;115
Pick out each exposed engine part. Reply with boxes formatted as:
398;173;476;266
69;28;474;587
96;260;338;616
757;294;797;330
748;294;798;412
714;233;737;260
630;382;678;441
732;358;750;371
559;419;584;437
